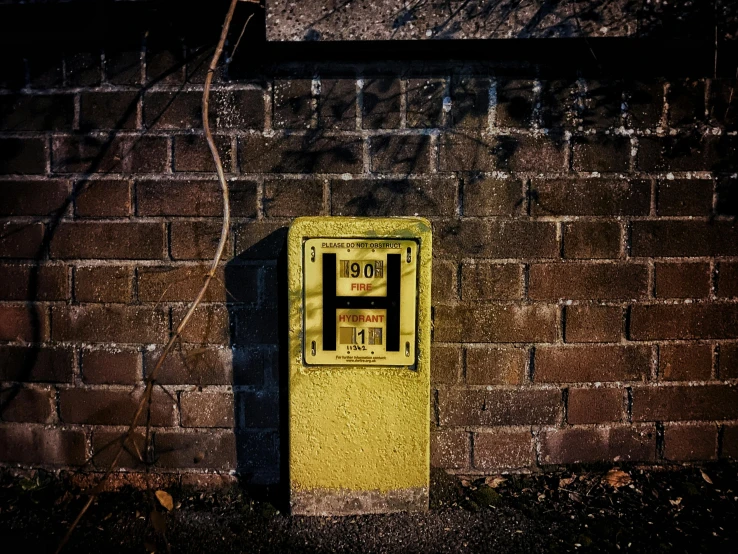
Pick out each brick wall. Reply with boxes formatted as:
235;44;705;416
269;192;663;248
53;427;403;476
1;2;737;483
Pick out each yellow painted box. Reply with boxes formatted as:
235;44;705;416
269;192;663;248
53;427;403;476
287;217;432;515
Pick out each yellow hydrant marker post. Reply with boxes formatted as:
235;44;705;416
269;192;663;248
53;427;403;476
287;217;432;515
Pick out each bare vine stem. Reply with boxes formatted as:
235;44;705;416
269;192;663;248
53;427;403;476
54;0;240;551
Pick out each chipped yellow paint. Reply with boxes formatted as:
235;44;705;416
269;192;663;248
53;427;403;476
288;217;432;503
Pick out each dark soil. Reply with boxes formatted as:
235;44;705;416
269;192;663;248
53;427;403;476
1;464;737;553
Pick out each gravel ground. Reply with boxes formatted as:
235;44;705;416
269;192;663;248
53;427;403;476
1;463;736;553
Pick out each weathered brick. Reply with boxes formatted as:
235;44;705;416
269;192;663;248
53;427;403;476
664;423;718;461
710;79;738;129
273;79;314;129
362;78;401;129
581;80;623;127
74;266;133;303
439;133;495;171
0;138;46;174
60;387;176;426
407;78;444;128
630;304;738;340
567;387;624;424
466;346;526;385
240;134;362;174
461;263;523;301
0;94;74;131
145;346;234;386
632;220;738;257
720;343;738;379
170;221;233;260
0;305;48;342
1;180;70;216
626;81;664;128
65;51;101;87
540;79;578;127
0;426;86;466
449;77;489;129
51;222;165;259
0;222;45;259
494;134;567;172
563;221;621;259
173;304;229;345
632;384;738;421
637;134;737;172
91;430;146;470
210;90;265;130
138;179;222;216
144;91;201;130
0;387;54;423
173;135;233;173
434;219;557;259
535;345;649;383
473;429;533;470
431;345;460;385
370;135;430;174
434;304;557;343
572;135;630;172
181;391;234;428
319;79;356;129
75;180;132;217
234;222;288;260
154;431;236;470
660;344;712;382
52;305;168;343
0;345;73;383
496;79;535;128
138;265;257;303
431;260;457;302
439;388;561;426
565;305;622;343
716;176;737;216
462;177;522;216
265;179;323;217
724;424;738;459
236;390;279;429
529;263;648;300
540;425;657;464
82;348;141;385
654;262;710;298
717;262;738;298
657;179;713;216
235;430;279;473
431;429;469;469
0;264;68;301
52;135;168;174
530;179;650;216
145;42;185;85
332;179;455;217
668;79;706;126
104;47;142;86
79;91;139;130
26;52;63;89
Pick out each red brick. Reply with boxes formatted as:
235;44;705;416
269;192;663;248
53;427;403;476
370;135;430;173
265;179;324;217
630;304;738;340
274;79;315;129
173;135;233;173
717;262;738;298
319;79;357;130
530;179;650;216
431;345;461;385
209;90;265;131
332;178;455;217
144;91;201;130
466;347;526;385
631;384;738;421
234;222;287;260
659;344;713;381
439;133;495;171
434;220;557;259
79;91;139;130
75;180;132;217
0;222;45;259
494;134;568;172
540;79;578;127
91;430;146;470
720;343;738;379
74;266;133;303
104;47;142;86
239;134;362;173
82;349;141;385
626;80;664;127
138;265;257;303
435;304;557;343
572;135;630;172
0;138;46;174
0;264;68;301
0;426;86;466
632;220;738;257
654;262;710;298
231;308;279;346
461;263;523;301
138;180;224;216
664;423;718;461
581;79;624;127
540;425;657;465
565;305;622;343
181;391;234;428
0;388;55;423
145;43;184;85
1;180;71;216
473;429;533;470
154;431;236;470
668;79;705;126
462;177;522;216
432;260;457;302
438;388;561;426
449;77;489;129
657;179;713;216
51;222;165;260
723;424;738;459
710;79;738;129
431;429;469;469
567;387;625;424
237;391;279;429
0;94;74;131
52;305;168;343
65;51;101;87
563;221;621;259
529;263;648;301
0;305;48;342
26;52;63;88
170;221;233;260
496;79;535;128
407;78;443;128
362;78;401;129
535;345;649;383
52;135;168;174
145;346;234;386
0;345;74;383
60;388;176;426
173;304;229;345
637;134;719;172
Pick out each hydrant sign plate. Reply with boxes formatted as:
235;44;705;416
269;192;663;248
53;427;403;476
303;238;418;366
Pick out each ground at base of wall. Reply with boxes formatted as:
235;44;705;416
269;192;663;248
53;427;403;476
1;465;736;553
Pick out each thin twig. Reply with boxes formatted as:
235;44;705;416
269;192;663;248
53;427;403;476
229;13;254;63
54;0;240;551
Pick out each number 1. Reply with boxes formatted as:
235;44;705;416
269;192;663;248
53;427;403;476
357;329;365;344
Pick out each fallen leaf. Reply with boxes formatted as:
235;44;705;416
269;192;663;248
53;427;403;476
460;479;472;488
559;476;575;488
669;497;682;506
701;470;713;485
603;469;632;489
155;490;174;511
485;476;507;488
